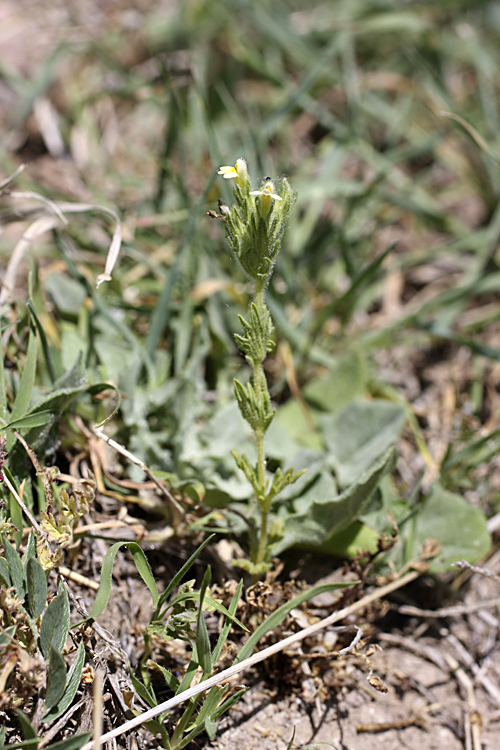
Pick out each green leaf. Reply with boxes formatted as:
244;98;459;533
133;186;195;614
147;660;180;692
410;485;491;573
236;580;357;664
303;350;367;413
155;534;215;615
274;447;397;555
129;671;157;708
44;734;91;750
320;398;405;487
45;645;67;710
318;520;381;558
0;410;53;432
3;468;23;546
14;709;37;740
0;624;17;647
43;642;86;722
211;579;243;665
7;325;38;451
26;555;48;619
211;687;248;725
195;567;212;675
2;534;26;600
0;556;11;587
27;298;58;383
40;589;70;658
88;542;159;620
22;532;37;572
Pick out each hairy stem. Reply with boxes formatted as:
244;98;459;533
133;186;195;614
253;281;268;568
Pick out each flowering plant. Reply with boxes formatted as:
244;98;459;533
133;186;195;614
214;159;303;577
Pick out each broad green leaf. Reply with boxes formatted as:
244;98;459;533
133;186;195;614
89;542;159;620
273;448;397;555
15;355;87;453
236;580;357;664
303;350;367;413
45;645;67;710
40;589;70;658
320;399;405;487
412;485;491;573
275;399;323;451
317;520;381;558
43;642;86;722
2;534;26;600
44;272;87;316
26;555;48;619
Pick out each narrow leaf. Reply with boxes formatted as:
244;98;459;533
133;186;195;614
1;411;53;432
45;645;67;710
27;555;48;619
43;642;86;722
0;557;11;587
236;580;357;663
155;534;215;615
196;567;212;675
129;672;157;708
89;542;158;620
44;734;91;750
13;709;37;740
2;534;26;600
211;579;243;664
40;589;70;658
7;325;38;451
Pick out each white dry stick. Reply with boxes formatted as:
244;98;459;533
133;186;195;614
452;559;500;581
79;569;421;750
54;202;122;287
93;669;104;750
93;425;184;519
444;653;482;750
2;472;42;534
0;192;122;305
0;214;62;306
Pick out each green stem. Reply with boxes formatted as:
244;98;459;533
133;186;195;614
253;281;269;568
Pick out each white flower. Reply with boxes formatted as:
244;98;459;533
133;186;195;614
217;159;249;189
249;181;282;216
